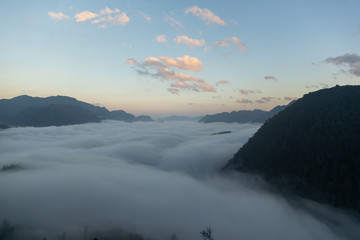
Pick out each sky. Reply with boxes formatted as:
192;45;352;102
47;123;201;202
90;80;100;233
0;0;359;117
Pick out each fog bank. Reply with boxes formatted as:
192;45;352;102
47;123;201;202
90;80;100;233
0;121;359;240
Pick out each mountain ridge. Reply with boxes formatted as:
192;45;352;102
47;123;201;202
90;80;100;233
199;104;290;123
0;95;153;127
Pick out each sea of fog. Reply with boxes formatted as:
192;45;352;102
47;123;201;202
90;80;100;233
0;121;359;240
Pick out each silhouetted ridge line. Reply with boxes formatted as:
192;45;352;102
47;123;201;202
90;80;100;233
199;104;290;123
0;95;153;127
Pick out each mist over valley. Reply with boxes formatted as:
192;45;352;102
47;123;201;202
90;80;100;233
1;121;359;240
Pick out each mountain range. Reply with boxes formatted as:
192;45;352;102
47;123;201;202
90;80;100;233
156;115;203;122
225;85;360;213
0;95;153;127
199;104;290;123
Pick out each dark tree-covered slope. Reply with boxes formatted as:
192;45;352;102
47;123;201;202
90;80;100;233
226;85;360;213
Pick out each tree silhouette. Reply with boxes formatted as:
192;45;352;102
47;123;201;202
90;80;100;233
0;220;15;240
200;227;214;240
170;233;178;240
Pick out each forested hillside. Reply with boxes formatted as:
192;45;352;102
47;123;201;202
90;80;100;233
226;85;360;213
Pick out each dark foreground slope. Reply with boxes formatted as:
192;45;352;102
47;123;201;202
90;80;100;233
199;104;288;123
226;85;360;213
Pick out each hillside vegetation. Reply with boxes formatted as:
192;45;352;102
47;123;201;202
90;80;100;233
226;85;360;213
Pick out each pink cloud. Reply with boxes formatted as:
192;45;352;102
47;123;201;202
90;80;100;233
214;41;229;47
75;7;129;27
185;5;225;25
264;75;277;80
99;7;120;15
159;55;204;71
174;36;205;48
236;98;253;104
75;10;98;22
125;58;138;65
240;89;249;94
214;37;248;53
48;12;69;21
128;56;215;94
216;80;229;86
156;34;167;43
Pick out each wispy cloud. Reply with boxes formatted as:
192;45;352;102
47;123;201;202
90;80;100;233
48;12;70;21
165;15;185;29
203;46;211;53
214;41;229;47
174;36;205;48
255;97;279;104
125;58;138;65
305;85;320;89
75;7;129;27
140;12;151;21
185;5;225;25
91;13;129;26
122;43;133;49
126;56;214;94
99;7;120;15
305;83;329;89
325;53;360;77
240;89;249;94
284;96;298;101
236;98;253;104
239;89;261;95
156;34;167;43
216;80;229;86
229;20;239;25
264;75;277;81
225;37;248;52
214;37;248;53
167;87;180;94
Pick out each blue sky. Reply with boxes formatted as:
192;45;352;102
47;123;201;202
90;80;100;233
1;0;359;117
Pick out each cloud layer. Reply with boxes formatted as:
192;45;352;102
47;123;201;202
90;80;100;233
1;122;358;240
